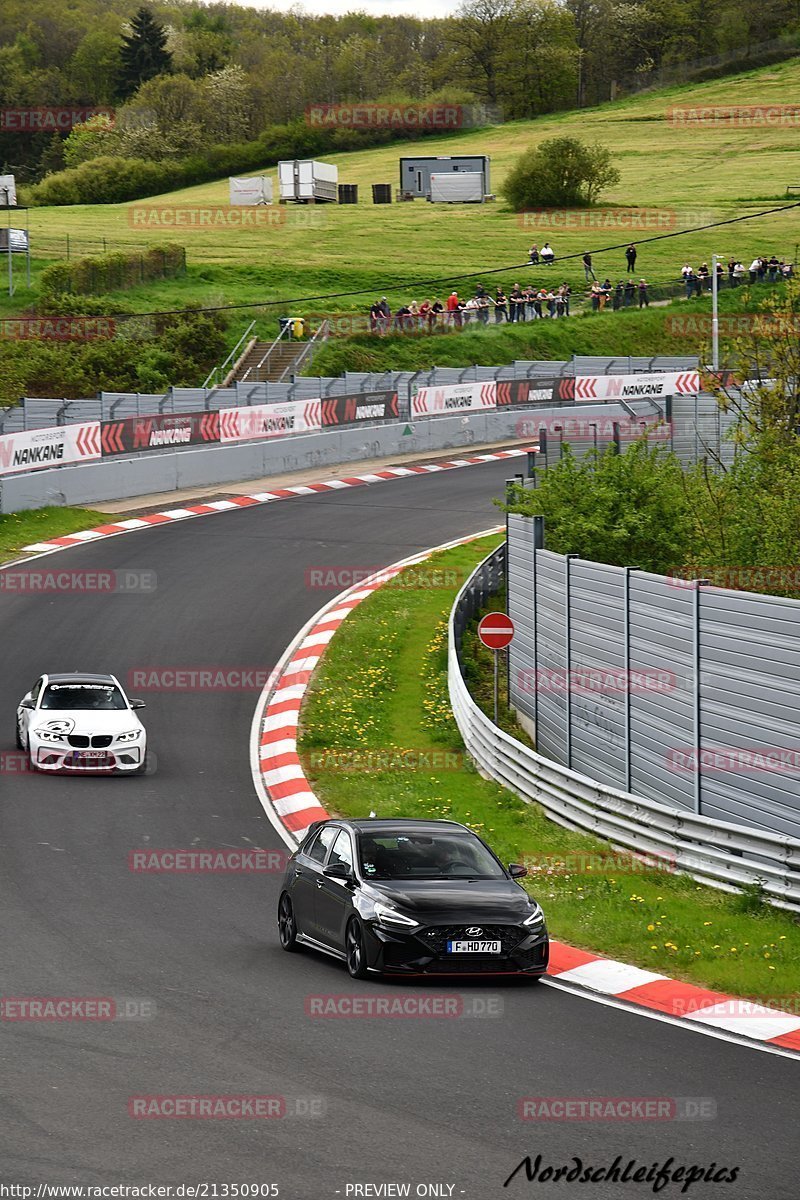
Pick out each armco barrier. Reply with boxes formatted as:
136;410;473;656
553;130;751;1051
449;544;800;912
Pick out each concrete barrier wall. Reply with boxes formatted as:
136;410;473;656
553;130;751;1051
0;408;539;512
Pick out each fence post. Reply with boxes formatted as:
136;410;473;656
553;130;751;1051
565;553;578;768
623;567;634;792
693;579;710;814
531;516;544;742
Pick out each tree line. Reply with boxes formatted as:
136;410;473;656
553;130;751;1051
2;0;799;186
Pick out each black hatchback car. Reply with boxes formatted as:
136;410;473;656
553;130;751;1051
277;818;549;979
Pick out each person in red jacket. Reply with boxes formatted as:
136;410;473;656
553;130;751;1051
446;290;460;327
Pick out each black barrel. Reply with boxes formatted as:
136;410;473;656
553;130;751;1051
338;183;358;204
372;183;392;204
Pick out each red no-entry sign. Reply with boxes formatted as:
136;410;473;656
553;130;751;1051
478;613;515;651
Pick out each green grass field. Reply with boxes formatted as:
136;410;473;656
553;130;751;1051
0;507;109;562
4;56;800;349
298;536;800;999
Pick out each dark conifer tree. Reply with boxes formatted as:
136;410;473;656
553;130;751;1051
116;7;172;100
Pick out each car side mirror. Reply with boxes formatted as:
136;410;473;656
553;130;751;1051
509;863;528;878
323;861;353;881
130;699;146;709
19;698;35;710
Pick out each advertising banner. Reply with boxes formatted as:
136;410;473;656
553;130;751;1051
412;382;497;416
496;379;561;407
100;412;219;456
320;391;398;427
219;401;322;443
571;371;700;402
0;423;100;476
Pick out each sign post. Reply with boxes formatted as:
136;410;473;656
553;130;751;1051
477;613;515;725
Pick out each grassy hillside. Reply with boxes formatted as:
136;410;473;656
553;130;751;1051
4;57;799;355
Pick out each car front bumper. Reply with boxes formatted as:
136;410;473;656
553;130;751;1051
364;921;549;977
31;744;145;773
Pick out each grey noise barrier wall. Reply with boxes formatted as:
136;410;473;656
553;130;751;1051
507;514;800;842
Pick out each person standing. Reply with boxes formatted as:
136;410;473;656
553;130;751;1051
494;288;508;323
625;243;637;273
624;279;636;307
613;281;624;311
446;290;460;327
582;252;596;282
638;278;649;307
508;283;523;323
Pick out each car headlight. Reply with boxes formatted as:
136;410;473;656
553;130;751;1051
116;729;141;743
523;902;546;927
373;901;420;930
35;727;67;743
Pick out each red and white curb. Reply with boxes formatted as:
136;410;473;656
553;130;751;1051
249;529;502;842
19;449;527;556
547;943;800;1054
250;536;800;1059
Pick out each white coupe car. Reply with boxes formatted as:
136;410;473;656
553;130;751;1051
16;673;148;774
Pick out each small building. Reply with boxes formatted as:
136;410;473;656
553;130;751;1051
398;155;490;200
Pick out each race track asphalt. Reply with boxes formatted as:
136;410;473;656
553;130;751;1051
1;461;796;1199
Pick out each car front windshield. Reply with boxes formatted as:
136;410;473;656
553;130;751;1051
358;832;506;880
40;683;127;711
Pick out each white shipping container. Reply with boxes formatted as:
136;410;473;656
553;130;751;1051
278;159;338;202
429;172;484;203
0;174;17;206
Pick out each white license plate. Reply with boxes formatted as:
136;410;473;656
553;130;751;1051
74;751;108;759
447;940;502;954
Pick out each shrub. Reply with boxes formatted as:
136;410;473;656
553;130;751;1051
502;136;620;210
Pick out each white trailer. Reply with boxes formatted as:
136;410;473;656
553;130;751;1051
278;159;338;203
429;172;484;203
0;175;17;207
229;176;273;205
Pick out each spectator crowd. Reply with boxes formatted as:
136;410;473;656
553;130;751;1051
364;243;795;336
